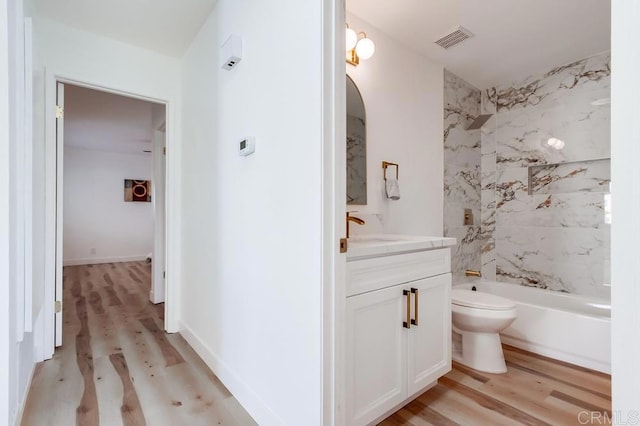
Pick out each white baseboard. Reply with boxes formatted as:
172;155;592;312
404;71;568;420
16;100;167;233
179;322;283;425
14;362;36;426
149;289;165;305
63;255;147;266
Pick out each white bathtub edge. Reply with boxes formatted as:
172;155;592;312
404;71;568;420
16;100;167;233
501;335;611;374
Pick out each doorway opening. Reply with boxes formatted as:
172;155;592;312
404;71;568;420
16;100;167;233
54;82;167;347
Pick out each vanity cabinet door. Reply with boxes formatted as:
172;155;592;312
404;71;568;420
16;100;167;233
407;273;451;396
346;285;408;426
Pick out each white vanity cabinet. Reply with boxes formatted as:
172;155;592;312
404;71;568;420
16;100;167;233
345;244;453;426
406;274;451;396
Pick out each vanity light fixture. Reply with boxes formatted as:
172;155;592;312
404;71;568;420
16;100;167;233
355;34;375;59
346;23;375;66
346;24;358;51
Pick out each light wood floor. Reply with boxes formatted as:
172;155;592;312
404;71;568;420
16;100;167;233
380;346;612;426
22;262;256;426
23;262;611;425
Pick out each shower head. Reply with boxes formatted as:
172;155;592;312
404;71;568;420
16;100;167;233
466;114;493;130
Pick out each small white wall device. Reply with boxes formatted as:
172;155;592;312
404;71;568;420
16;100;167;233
221;35;243;71
239;137;255;156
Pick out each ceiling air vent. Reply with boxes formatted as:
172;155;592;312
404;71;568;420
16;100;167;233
434;26;474;49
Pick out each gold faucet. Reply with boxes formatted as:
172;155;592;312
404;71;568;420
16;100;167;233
465;269;481;277
346;212;365;238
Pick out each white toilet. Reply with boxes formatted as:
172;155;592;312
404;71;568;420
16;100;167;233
451;288;517;373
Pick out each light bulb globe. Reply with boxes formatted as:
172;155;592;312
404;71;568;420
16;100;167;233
346;28;358;51
355;37;375;60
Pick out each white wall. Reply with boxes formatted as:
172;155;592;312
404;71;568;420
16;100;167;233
30;16;45;341
1;1;12;421
64;84;156;153
63;148;153;265
611;0;640;416
345;13;444;237
1;0;39;423
151;103;165;131
31;17;182;350
31;18;180;98
180;1;324;424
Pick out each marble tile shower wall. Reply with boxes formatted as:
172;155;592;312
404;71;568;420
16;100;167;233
443;70;482;276
480;52;611;298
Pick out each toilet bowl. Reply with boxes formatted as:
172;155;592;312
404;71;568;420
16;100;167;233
451;288;517;374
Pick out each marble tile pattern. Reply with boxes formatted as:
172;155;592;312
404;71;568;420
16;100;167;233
529;158;610;194
480;52;611;298
347;114;367;204
443;70;482;276
480;91;498;280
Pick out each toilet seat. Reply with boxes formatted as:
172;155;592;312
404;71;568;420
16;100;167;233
452;289;516;311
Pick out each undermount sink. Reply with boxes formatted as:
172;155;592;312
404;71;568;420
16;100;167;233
347;234;457;259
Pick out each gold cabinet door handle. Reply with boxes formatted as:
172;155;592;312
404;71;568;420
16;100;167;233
411;288;419;326
403;289;411;329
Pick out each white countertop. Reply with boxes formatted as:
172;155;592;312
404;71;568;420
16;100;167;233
346;234;457;260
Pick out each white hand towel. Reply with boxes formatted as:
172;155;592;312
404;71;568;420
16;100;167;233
385;179;401;200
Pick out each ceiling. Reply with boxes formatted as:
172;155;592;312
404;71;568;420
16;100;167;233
347;0;611;88
28;0;610;88
29;0;218;57
64;84;160;154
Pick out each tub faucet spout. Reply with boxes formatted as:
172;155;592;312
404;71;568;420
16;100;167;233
465;269;481;277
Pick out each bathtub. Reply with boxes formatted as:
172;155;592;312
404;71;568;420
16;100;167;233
453;278;611;374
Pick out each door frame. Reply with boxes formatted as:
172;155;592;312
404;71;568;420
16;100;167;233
611;0;640;414
42;70;180;359
322;0;346;424
150;126;166;304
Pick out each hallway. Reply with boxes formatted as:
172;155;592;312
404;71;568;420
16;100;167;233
21;262;255;426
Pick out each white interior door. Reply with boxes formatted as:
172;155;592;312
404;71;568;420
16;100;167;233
151;128;166;304
54;81;64;347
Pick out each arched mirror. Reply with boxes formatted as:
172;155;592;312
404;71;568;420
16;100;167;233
346;75;367;205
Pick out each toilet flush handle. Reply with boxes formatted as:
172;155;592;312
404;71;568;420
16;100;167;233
411;288;419;326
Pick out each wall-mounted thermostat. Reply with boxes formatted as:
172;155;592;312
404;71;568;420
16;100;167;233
239;137;255;156
221;35;243;71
